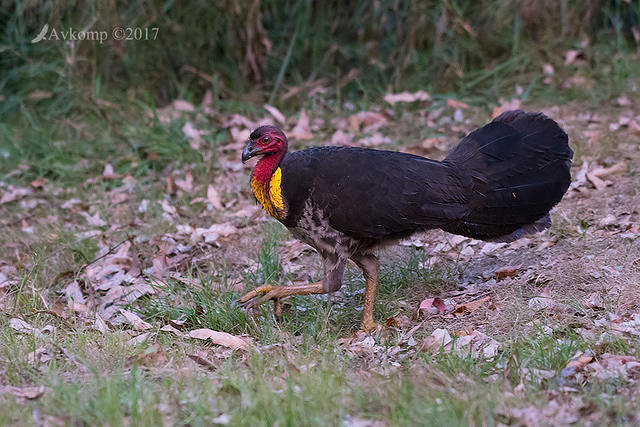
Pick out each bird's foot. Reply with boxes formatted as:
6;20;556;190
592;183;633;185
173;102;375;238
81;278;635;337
236;282;325;310
356;320;382;336
237;284;281;309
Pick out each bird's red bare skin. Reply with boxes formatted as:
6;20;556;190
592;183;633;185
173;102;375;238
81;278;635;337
249;129;288;185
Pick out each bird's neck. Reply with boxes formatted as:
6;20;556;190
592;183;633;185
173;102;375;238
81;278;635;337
251;153;282;185
250;153;286;219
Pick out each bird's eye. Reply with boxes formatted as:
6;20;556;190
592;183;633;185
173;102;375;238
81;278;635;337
262;136;270;144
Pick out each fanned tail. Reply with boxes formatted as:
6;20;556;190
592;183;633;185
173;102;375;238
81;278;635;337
441;110;573;242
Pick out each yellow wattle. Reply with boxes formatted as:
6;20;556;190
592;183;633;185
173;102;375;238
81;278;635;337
251;167;285;219
269;167;284;211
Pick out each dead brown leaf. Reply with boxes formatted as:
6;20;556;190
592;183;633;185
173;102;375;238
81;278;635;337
417;297;446;316
447;99;470;109
331;129;352;145
125;343;168;368
494;266;517;280
564;49;582;66
160;324;184;336
617;96;631;106
174;171;194;194
422;328;452;351
492;98;521;118
30;177;48;188
264;104;286;124
187;352;217;370
188;328;249;351
384;90;430;104
0;185;33;204
206;184;223;209
119;308;153;331
0;385;47;400
566;355;593;370
348;111;387;133
590;162;626;179
172;100;195;112
288;109;314;140
454;296;491;316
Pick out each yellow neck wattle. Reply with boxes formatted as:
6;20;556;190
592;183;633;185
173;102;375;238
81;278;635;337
251;167;286;219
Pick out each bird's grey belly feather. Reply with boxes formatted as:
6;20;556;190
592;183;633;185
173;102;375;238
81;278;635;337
289;198;362;258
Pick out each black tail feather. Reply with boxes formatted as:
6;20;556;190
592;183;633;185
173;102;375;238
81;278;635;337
442;110;573;241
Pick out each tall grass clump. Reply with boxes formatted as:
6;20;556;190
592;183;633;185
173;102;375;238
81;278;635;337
1;0;639;116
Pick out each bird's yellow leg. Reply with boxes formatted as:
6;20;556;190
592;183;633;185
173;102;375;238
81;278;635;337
359;268;381;333
237;282;325;309
353;254;382;334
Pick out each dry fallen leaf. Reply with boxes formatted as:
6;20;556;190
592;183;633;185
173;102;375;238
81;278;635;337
230;127;251;143
28;347;53;365
590;162;626;179
564;49;581;66
447;99;470;109
189;328;249;351
94;314;109;334
187;353;217;370
582;293;605;309
288;109;314;140
127;332;152;346
175;171;194;194
417;297;446;315
494;266;517;280
9;317;35;334
79;211;107;227
0;385;47;400
586;171;607;191
0;185;33;205
492;98;521;118
348;111;387;133
160;324;184;336
172;100;195;112
103;163;115;178
119;309;153;331
454;296;491;316
617;96;631;106
264;104;286;124
30;177;48;188
384;90;430;104
125;344;168;368
206;185;223;209
331;129;352;145
26;90;52;101
422;328;452;350
565;355;593;370
528;296;556;311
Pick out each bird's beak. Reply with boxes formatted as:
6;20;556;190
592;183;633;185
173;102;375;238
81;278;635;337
241;140;261;163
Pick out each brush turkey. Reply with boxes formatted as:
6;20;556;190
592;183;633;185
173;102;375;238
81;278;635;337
238;110;573;332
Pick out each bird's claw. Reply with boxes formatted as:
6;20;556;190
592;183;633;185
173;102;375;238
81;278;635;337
356;321;382;336
236;285;283;316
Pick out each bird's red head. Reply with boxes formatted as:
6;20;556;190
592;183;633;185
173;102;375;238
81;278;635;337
241;125;288;163
242;125;289;184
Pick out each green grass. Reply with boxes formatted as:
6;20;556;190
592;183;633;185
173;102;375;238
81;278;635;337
4;310;635;426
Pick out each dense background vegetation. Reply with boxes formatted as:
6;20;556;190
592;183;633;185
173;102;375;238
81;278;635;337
1;0;639;119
